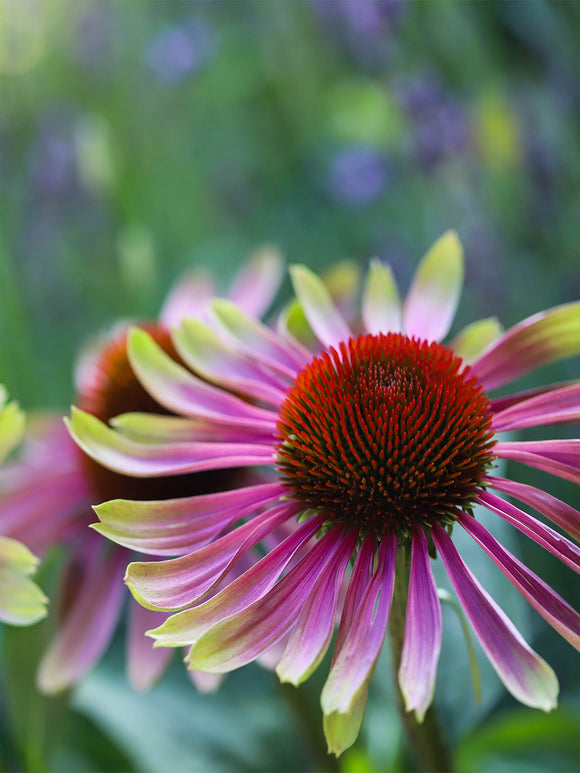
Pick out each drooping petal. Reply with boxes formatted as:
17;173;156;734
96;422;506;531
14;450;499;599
37;544;126;693
432;524;558;711
399;528;442;721
126;502;298;610
361;259;402;334
488;476;580;542
93;482;285;555
472;302;580;391
324;678;371;757
459;513;580;652
450;317;503;364
321;533;397;719
127;602;173;691
67;408;274;478
477;490;580;574
275;529;358;685
173;318;288;406
403;230;464;342
127;327;278;428
186;526;354;673
492;383;580;432
495;440;580;485
225;244;284;319
289;265;352;349
210;299;309;374
159;270;215;328
147;515;325;647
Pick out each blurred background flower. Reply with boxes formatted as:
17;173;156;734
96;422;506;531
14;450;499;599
1;1;580;771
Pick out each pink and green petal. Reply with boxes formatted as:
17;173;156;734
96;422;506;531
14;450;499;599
159;270;215;328
473;302;580;391
477;491;580;574
399;528;442;721
459;513;580;651
173;318;288;406
488;476;580;542
495;440;580;484
450;317;503;364
93;482;285;555
324;678;371;757
126;502;297;610
321;534;397;719
403;230;464;342
276;529;358;685
289;264;352;349
362;259;402;334
148;516;325;648
492;383;580;432
112;412;273;445
210;299;309;374
127;327;278;428
225;244;284;319
186;527;352;673
490;380;578;414
67;407;274;478
0;391;25;463
37;545;126;693
432;524;558;711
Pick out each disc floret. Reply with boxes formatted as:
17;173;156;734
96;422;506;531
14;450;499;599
276;332;496;536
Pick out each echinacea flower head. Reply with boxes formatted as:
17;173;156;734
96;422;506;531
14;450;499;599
0;249;283;692
72;232;580;755
0;388;47;626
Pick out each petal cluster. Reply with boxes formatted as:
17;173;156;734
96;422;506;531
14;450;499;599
71;232;580;754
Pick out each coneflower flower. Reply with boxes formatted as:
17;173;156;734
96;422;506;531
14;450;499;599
70;232;580;756
0;388;47;626
0;249;282;692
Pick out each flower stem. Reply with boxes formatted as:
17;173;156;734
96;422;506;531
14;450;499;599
389;546;454;773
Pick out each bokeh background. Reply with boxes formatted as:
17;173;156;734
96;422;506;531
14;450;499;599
1;1;580;771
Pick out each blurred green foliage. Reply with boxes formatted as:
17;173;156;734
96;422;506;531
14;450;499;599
1;1;580;771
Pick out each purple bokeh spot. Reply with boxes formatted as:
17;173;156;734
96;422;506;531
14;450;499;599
146;20;215;84
328;146;389;207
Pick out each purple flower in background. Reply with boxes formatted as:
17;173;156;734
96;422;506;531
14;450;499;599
146;20;215;84
329;146;389;206
73;232;580;755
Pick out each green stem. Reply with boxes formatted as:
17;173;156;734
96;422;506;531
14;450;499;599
389;546;454;773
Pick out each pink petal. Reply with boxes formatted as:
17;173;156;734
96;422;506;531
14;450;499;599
488;476;580;542
477;490;580;574
37;543;126;693
490;380;577;413
361;259;402;335
67;408;274;478
492;383;580;432
226;245;284;319
290;265;352;349
399;528;442;721
159;270;215;328
126;502;298;609
472;302;580;391
432;524;558;711
275;529;358;684
321;533;397;716
147;514;325;647
93;482;285;556
127;602;173;691
403;231;464;342
186;527;354;673
459;513;580;652
128;327;278;428
112;413;274;445
495;440;580;485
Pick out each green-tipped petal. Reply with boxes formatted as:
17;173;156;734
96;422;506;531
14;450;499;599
290;264;351;349
324;678;371;757
362;258;402;334
404;230;464;342
0;537;47;626
0;394;25;463
451;317;504;364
